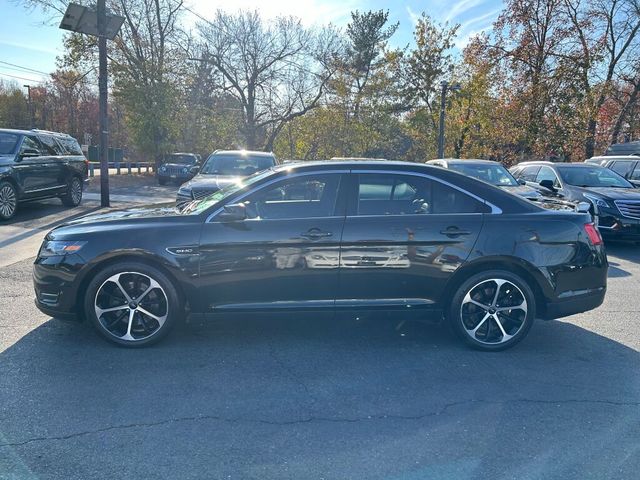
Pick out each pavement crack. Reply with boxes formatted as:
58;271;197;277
1;397;639;448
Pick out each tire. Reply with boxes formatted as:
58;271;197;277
158;177;168;186
0;180;18;220
61;176;83;207
448;270;536;351
83;261;181;347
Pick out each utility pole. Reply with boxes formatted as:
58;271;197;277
437;81;461;159
60;1;123;209
97;0;109;207
23;84;34;129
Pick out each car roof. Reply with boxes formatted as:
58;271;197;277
212;149;275;157
515;161;603;168
0;128;75;139
590;155;639;161
428;158;500;166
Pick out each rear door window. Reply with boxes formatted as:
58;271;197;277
355;173;490;216
37;135;64;155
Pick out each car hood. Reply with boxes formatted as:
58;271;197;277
160;163;193;169
575;186;640;200
501;185;542;199
181;174;243;190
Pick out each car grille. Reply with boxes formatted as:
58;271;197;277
164;166;186;175
191;188;217;200
614;200;640;219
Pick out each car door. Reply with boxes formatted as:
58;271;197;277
13;135;50;196
36;134;66;193
336;171;489;310
196;170;347;313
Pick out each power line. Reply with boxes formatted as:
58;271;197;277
0;60;50;76
0;71;44;83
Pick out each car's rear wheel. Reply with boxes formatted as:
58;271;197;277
449;270;535;351
0;181;18;220
61;176;83;207
84;262;181;347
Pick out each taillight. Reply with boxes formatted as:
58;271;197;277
584;223;603;246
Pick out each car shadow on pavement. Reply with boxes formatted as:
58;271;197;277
1;314;639;479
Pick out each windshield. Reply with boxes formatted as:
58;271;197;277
166;154;196;165
200;154;276;176
181;168;276;215
557;166;633;188
0;133;20;155
448;163;519;186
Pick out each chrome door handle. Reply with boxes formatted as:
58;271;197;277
301;229;333;240
440;227;471;237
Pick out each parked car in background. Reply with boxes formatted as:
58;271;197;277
0;128;87;220
588;156;640;187
176;150;278;206
511;161;640;241
157;152;200;185
427;159;576;211
605;140;640;156
35;161;607;351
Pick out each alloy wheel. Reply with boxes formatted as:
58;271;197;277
94;271;168;342
460;278;528;345
70;177;82;204
0;183;17;219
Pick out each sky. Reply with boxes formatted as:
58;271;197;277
0;0;504;86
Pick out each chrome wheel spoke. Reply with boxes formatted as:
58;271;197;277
460;278;527;345
94;271;169;342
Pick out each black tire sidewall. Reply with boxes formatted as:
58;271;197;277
448;269;536;351
0;181;17;220
61;176;83;207
83;261;180;347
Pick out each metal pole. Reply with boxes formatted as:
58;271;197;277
437;81;448;159
23;85;34;129
97;0;110;207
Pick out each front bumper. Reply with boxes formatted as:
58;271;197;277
542;287;606;320
598;212;640;241
33;257;82;321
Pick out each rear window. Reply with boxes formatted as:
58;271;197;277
0;132;20;155
56;136;83;155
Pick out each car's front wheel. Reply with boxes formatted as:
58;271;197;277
449;270;535;351
84;261;181;347
0;180;18;220
61;176;83;207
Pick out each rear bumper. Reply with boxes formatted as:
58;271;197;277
541;287;606;320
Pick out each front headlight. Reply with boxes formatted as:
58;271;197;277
181;167;188;174
583;194;610;210
177;186;192;198
159;166;167;172
39;240;87;257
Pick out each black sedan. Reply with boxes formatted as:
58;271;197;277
511;161;640;241
34;161;607;351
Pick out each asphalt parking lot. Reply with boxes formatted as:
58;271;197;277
1;186;640;479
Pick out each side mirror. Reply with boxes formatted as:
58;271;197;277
518;179;526;185
189;165;200;175
575;201;591;213
217;203;246;222
539;179;556;191
19;148;40;159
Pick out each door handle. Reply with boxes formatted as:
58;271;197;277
301;229;333;240
440;227;471;237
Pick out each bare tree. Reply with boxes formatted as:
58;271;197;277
197;10;341;150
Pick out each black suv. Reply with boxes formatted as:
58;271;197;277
0;128;88;220
176;150;278;205
511;161;640;241
157;152;200;185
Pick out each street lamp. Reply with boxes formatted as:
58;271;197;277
59;2;124;208
437;80;461;159
23;84;34;129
